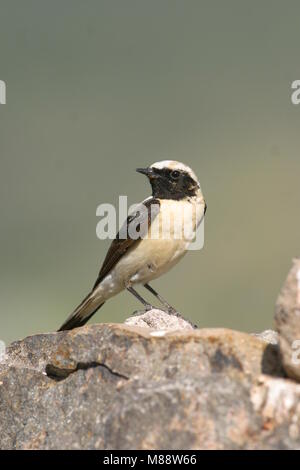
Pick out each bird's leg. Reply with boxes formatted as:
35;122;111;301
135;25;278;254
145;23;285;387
144;283;197;328
126;286;153;311
143;283;177;314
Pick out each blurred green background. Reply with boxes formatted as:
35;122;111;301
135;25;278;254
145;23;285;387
1;0;300;344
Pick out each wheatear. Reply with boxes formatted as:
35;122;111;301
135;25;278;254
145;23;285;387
58;160;206;331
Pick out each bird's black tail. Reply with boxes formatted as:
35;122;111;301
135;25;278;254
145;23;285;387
58;290;105;331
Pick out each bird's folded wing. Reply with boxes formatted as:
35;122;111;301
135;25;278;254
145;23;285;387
93;197;160;289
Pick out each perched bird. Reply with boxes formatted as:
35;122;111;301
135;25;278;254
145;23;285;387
58;160;206;331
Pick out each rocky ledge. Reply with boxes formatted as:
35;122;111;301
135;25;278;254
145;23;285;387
1;260;300;450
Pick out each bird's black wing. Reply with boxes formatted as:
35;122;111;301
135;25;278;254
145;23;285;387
93;197;160;289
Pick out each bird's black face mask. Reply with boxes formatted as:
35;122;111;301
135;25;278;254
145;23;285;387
136;167;199;200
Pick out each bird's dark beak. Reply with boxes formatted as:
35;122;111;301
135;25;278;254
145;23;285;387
136;167;156;178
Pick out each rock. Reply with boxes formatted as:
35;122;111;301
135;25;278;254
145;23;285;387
124;308;195;330
44;325;284;380
252;330;278;345
275;258;300;381
250;375;300;449
1;331;66;374
0;317;294;450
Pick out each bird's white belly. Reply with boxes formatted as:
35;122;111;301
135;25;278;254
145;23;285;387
93;238;187;302
127;237;189;284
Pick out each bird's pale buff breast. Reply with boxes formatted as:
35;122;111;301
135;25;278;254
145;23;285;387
94;196;205;301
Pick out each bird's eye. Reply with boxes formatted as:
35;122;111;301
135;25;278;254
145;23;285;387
171;170;180;179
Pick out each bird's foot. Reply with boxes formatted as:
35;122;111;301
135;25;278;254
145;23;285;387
130;304;154;317
145;303;154;311
130;309;145;317
130;306;198;329
161;306;181;316
163;307;198;329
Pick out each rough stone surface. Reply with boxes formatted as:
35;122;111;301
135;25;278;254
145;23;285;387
0;311;296;450
124;308;195;331
275;258;300;381
3;259;300;450
252;330;279;345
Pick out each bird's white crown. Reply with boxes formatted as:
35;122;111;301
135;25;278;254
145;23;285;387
150;160;199;185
